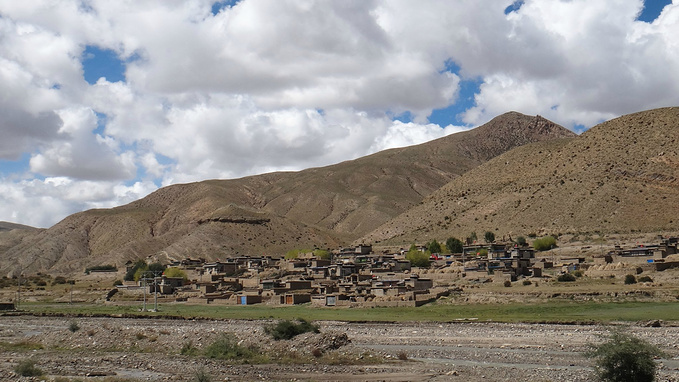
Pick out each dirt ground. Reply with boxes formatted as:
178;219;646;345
2;315;679;382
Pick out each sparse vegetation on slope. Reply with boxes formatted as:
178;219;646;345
361;107;679;246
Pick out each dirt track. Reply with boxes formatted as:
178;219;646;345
2;315;679;381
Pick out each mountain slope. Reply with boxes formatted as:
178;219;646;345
360;107;679;245
0;112;573;275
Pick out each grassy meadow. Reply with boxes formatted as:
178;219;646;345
17;300;679;324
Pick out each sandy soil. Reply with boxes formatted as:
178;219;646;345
2;315;679;381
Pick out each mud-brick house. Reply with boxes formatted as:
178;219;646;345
284;259;309;273
203;261;238;276
330;262;357;279
317;281;338;295
285;280;313;290
390;259;412;272
280;293;312;305
239;294;262;305
406;275;433;291
157;276;185;294
355;244;373;255
510;247;535;260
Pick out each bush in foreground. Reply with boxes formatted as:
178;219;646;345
585;330;664;382
264;318;320;341
14;359;43;377
557;273;576;282
204;333;257;360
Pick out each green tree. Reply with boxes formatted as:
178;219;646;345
406;248;430;268
484;231;495;243
164;267;188;280
585;330;664;382
533;236;557;251
426;239;442;254
148;262;166;273
313;249;330;260
445;237;463;254
124;260;147;281
516;236;527;246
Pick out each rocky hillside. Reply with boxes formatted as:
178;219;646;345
360;107;679;245
0;112;573;275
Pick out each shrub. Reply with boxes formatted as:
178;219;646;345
181;340;198;356
585;330;664;382
516;236;527;246
204;333;256;360
405;248;430;268
573;270;584;278
533;236;557;251
68;321;80;332
311;348;323;358
638;276;653;283
484;231;495;243
14;359;43;377
557;273;576;282
446;237;463;254
522;280;532;286
264;318;320;341
397;351;408;360
84;264;117;273
52;276;68;285
503;280;512;287
624;274;637;285
193;367;211;382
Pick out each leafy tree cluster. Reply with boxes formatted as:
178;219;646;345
164;267;188;280
484;231;495;243
446;237;463;254
313;249;331;260
405;245;430;268
426;239;441;254
533;236;557;251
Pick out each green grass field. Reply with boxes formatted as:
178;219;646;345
17;300;679;323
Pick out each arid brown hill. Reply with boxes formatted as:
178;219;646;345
360;107;679;246
0;112;573;275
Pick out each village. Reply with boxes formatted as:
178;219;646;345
113;236;679;309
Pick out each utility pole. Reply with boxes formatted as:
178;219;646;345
142;276;147;312
16;271;21;310
141;271;162;312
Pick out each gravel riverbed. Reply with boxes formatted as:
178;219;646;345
1;315;679;381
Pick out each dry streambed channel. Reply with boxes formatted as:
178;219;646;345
1;316;679;381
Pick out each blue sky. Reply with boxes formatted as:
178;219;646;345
0;0;678;227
